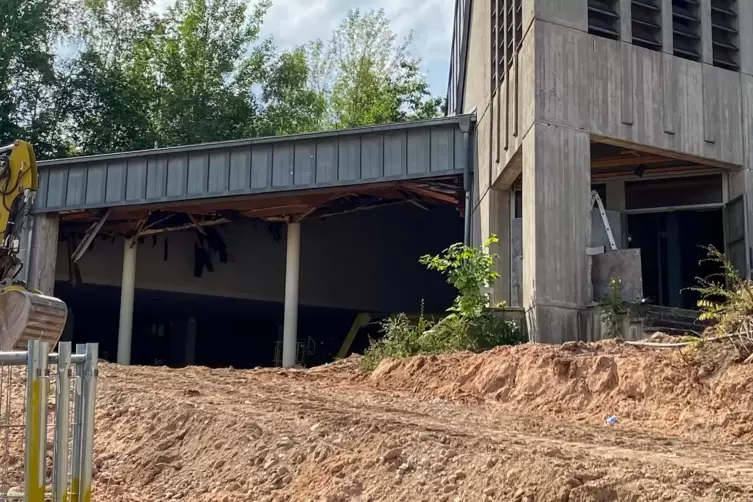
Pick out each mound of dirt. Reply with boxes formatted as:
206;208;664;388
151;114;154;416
3;342;753;501
364;340;753;440
84;352;753;502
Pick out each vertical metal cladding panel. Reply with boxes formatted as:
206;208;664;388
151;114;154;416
45;168;68;209
338;137;361;181
166;154;188;197
251;146;272;189
105;160;126;203
125;158;147;201
360;133;384;179
430;126;455;173
187;151;209;195
384;131;407;177
294;142;315;186
85;162;107;205
208;149;230;194
229;147;252;192
315;140;338;183
454;128;465;172
36;168;49;210
273;144;295;187
146;157;168;200
65;165;87;207
407;128;431;175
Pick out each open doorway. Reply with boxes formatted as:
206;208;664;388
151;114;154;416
627;209;724;309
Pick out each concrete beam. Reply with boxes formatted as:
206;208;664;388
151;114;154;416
522;122;591;343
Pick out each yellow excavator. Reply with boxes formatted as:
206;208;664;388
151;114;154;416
0;141;67;350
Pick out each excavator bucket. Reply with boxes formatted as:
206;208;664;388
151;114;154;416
0;288;67;351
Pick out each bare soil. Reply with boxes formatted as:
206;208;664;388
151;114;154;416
79;340;753;501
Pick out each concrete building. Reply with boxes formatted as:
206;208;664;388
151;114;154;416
25;0;753;363
28;118;472;367
447;0;753;342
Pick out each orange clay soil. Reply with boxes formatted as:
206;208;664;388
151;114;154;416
44;341;753;501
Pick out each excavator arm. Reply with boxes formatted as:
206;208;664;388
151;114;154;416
0;141;67;350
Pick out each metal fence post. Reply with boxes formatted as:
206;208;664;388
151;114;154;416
24;340;49;502
52;343;72;502
68;344;86;502
78;344;97;502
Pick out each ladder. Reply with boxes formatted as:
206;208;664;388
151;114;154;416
590;190;618;252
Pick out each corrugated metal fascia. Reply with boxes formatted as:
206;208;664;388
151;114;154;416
39;115;474;168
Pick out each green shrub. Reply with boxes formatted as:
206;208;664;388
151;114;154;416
602;276;626;339
691;245;753;338
362;237;525;371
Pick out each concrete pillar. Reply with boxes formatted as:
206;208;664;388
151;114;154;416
474;189;512;307
27;214;59;296
522;123;591;343
117;239;137;365
282;222;301;368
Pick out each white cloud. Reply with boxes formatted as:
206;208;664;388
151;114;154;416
153;0;454;96
259;0;454;95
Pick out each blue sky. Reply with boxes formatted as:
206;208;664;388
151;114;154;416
154;0;455;98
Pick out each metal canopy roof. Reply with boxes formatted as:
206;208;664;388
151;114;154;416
35;115;474;214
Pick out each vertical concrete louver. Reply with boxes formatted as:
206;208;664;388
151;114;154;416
491;0;503;93
672;0;702;62
710;0;739;71
589;0;621;40
632;0;662;51
491;0;522;94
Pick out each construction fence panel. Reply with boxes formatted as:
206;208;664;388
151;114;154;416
0;341;98;502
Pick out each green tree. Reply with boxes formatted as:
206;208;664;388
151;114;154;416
64;0;160;154
257;47;327;136
314;9;443;129
0;0;73;157
144;0;270;146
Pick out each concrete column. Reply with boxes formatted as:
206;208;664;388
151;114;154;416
282;222;301;368
476;189;512;307
27;214;59;296
117;239;137;365
522;123;591;343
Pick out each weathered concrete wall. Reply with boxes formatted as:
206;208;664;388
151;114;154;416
55;204;461;314
464;0;753;342
592;249;644;304
524;0;746;168
522;123;592;343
